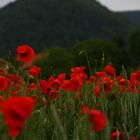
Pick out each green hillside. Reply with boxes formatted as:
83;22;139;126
118;11;140;24
0;0;133;55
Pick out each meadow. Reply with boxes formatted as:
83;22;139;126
0;45;139;140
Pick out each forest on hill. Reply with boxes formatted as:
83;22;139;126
0;0;133;55
0;0;140;74
118;11;140;24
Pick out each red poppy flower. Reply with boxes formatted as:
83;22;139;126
111;130;124;140
61;80;73;92
17;45;35;63
50;79;62;88
28;66;41;78
102;76;111;94
71;66;85;73
130;136;137;140
40;79;51;95
89;76;96;82
29;82;38;90
0;67;7;75
89;109;106;132
130;70;140;81
0;95;4;111
57;73;66;82
95;71;107;78
119;78;127;86
80;104;90;114
1;96;34;137
94;84;101;96
137;89;140;94
48;89;59;100
104;65;115;76
71;76;83;91
0;75;8;91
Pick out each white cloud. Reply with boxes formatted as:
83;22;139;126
97;0;140;11
0;0;140;11
0;0;15;7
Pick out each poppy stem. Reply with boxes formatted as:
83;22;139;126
11;138;16;140
79;50;92;75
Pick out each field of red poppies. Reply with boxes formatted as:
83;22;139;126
0;45;140;140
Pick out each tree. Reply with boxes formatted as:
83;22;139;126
36;46;76;78
129;31;140;66
73;38;130;73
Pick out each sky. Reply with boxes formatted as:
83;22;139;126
0;0;15;7
97;0;140;11
0;0;140;11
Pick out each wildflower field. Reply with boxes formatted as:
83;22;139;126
0;45;140;140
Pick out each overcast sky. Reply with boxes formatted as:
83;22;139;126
0;0;15;7
97;0;140;11
0;0;140;11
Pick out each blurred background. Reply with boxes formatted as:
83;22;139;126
0;0;140;75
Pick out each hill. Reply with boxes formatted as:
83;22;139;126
118;11;140;24
0;0;133;56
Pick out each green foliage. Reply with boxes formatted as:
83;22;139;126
1;82;140;139
32;37;140;76
129;31;140;66
73;38;131;72
36;46;76;78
